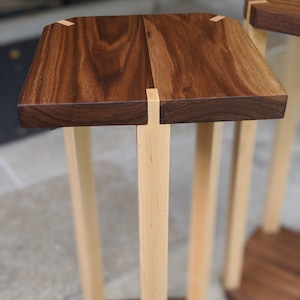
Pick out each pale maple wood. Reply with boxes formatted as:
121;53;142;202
57;19;75;26
209;15;226;22
63;127;105;300
187;122;223;300
223;120;257;290
243;1;268;55
17;12;289;300
121;298;185;300
137;88;170;300
262;35;300;233
223;5;268;289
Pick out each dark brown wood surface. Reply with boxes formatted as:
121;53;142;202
143;13;286;124
18;13;287;128
244;0;300;36
227;227;300;300
18;16;152;127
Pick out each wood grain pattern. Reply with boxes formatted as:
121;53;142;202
64;127;105;300
18;13;287;127
223;121;257;290
223;7;267;291
187;122;223;300
137;89;170;300
19;16;152;127
143;13;286;124
226;228;300;300
244;0;300;36
262;35;300;234
243;2;268;55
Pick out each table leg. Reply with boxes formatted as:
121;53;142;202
223;120;257;290
223;7;267;290
243;14;267;55
137;89;171;300
262;35;300;233
187;122;223;300
64;126;105;300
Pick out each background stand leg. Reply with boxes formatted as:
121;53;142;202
223;4;267;289
262;35;300;233
223;121;257;290
187;122;223;300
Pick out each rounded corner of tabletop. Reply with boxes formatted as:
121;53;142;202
18;12;287;128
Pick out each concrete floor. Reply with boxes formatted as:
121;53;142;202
0;1;300;299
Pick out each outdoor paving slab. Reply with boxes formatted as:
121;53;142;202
0;160;16;194
0;156;187;300
0;125;137;188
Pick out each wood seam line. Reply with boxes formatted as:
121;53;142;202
246;0;268;22
146;88;160;125
209;15;226;22
57;19;75;26
142;15;156;96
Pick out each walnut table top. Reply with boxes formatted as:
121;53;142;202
18;13;287;128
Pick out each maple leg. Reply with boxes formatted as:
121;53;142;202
223;7;267;289
187;122;223;300
137;89;171;300
223;121;257;290
64;126;105;300
262;35;300;233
